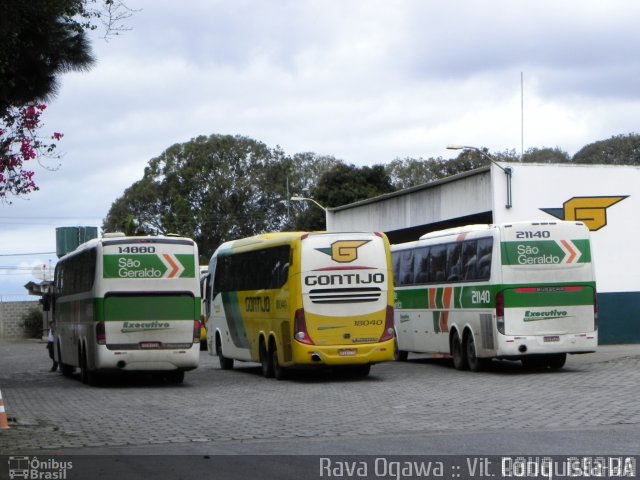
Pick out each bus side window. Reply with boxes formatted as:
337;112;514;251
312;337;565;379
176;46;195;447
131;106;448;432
429;244;446;282
476;237;493;280
461;240;478;281
399;249;415;285
392;252;401;286
446;242;463;282
413;247;430;284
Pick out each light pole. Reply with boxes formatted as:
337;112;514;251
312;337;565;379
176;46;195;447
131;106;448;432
290;196;327;212
290;196;328;229
447;145;513;209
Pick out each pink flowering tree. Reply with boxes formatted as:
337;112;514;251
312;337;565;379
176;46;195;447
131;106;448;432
0;104;62;202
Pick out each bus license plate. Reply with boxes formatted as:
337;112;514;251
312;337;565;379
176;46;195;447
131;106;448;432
544;336;560;343
339;349;357;357
140;342;161;349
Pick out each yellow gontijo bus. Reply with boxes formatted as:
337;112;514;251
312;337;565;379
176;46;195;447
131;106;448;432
203;232;395;379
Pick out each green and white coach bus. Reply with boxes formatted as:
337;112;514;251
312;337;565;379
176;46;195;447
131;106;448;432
392;221;597;371
50;234;201;384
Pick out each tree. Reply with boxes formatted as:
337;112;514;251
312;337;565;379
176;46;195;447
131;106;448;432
386;157;446;190
572;133;640;165
102;135;339;262
0;1;95;113
386;150;501;192
0;0;135;200
292;163;395;231
521;147;571;163
0;104;63;200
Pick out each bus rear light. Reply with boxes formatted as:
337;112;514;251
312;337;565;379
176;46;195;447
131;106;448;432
378;306;395;342
294;309;314;345
96;322;106;345
496;291;505;335
193;320;201;343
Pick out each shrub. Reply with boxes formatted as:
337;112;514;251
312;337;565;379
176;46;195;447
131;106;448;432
20;308;43;338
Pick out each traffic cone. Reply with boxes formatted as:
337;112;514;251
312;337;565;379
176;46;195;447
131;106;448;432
0;389;10;429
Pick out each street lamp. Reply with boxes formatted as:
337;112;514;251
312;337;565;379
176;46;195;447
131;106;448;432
290;195;327;212
447;145;513;209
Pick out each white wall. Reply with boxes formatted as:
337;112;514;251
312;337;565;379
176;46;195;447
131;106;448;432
491;162;639;294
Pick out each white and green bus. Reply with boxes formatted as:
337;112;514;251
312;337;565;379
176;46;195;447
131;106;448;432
392;221;597;371
50;234;201;384
204;231;395;379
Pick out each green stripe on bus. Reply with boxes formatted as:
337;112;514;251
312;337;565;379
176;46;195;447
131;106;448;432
503;286;595;308
99;296;199;321
221;292;251;349
395;282;595;310
394;288;429;309
433;312;442;333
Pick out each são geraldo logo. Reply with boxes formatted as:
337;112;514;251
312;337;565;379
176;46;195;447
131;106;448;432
540;195;628;231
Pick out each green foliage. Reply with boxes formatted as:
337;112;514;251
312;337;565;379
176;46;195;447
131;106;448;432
291;163;395;231
104;131;640;259
571;133;640;165
522;147;571;164
0;0;134;198
313;163;394;208
0;0;96;112
20;307;43;338
386;157;445;190
102;134;341;262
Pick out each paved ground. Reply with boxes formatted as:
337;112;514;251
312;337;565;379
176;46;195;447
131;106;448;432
1;339;640;455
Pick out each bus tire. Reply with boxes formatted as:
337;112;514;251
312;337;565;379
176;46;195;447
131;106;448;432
451;331;467;370
57;341;74;377
80;348;89;384
547;353;567;369
522;356;546;370
352;364;371;377
216;335;234;370
465;333;486;372
271;342;286;381
80;347;99;386
260;339;274;378
169;370;185;383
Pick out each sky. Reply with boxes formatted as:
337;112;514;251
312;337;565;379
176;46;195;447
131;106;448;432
2;0;640;298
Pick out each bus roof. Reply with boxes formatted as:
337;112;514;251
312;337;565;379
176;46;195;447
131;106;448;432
418;221;587;241
60;234;195;259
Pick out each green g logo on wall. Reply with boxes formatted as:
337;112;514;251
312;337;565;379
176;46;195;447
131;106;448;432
103;254;196;279
541;196;628;231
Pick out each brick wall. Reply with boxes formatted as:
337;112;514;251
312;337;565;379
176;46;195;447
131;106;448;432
0;301;42;338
